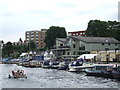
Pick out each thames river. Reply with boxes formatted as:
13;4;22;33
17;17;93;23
0;64;119;88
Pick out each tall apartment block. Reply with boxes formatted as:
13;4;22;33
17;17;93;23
25;29;47;49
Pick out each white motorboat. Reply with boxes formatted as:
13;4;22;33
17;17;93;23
68;60;94;72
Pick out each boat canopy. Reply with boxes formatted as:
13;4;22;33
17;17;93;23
77;54;101;59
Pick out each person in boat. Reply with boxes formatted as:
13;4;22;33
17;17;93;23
12;70;24;76
19;70;24;76
12;70;15;75
17;70;20;74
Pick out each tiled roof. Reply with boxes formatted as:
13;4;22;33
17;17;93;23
71;36;120;43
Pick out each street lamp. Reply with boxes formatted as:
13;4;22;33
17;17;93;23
105;48;109;64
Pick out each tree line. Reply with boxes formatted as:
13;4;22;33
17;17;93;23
1;26;67;58
2;40;36;58
86;20;120;41
1;20;120;58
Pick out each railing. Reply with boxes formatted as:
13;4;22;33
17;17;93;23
79;46;85;50
51;46;70;49
58;46;70;48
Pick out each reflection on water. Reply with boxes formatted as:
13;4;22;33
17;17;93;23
0;64;119;88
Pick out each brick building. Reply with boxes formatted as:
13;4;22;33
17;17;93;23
25;29;47;49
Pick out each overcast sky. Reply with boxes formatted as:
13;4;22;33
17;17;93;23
0;0;119;43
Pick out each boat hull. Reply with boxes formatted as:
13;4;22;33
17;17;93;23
9;74;27;78
85;70;103;77
112;71;120;79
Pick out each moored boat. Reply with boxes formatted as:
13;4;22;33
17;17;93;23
50;61;60;69
24;60;42;68
85;64;113;77
68;60;94;72
41;60;51;68
68;60;83;72
58;64;68;70
112;65;120;79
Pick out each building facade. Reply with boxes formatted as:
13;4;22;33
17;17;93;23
53;36;120;61
69;36;120;55
53;38;70;58
91;50;120;62
25;30;47;49
68;31;86;36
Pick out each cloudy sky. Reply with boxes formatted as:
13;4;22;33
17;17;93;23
0;0;119;43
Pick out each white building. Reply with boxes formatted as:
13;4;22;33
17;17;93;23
43;51;56;60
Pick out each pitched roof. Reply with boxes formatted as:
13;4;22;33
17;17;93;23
56;38;69;43
71;36;120;43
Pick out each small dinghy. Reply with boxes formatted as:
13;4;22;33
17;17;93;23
9;69;27;78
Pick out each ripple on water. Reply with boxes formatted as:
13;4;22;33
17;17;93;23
0;64;119;88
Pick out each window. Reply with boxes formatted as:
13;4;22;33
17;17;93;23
36;32;38;34
27;35;30;37
63;52;65;55
67;52;70;55
60;44;63;46
74;52;76;55
36;37;38;40
102;43;104;45
27;38;29;40
78;52;81;55
31;35;34;37
73;44;75;48
108;43;111;45
73;34;75;36
115;43;117;45
31;38;34;40
31;32;34;34
27;32;30;35
76;33;78;35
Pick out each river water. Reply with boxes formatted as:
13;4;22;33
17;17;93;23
0;64;119;88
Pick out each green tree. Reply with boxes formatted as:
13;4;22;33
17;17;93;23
86;20;120;41
44;26;67;49
2;42;13;58
19;38;23;42
28;40;36;51
2;41;29;58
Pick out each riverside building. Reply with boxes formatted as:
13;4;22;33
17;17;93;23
52;36;120;61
